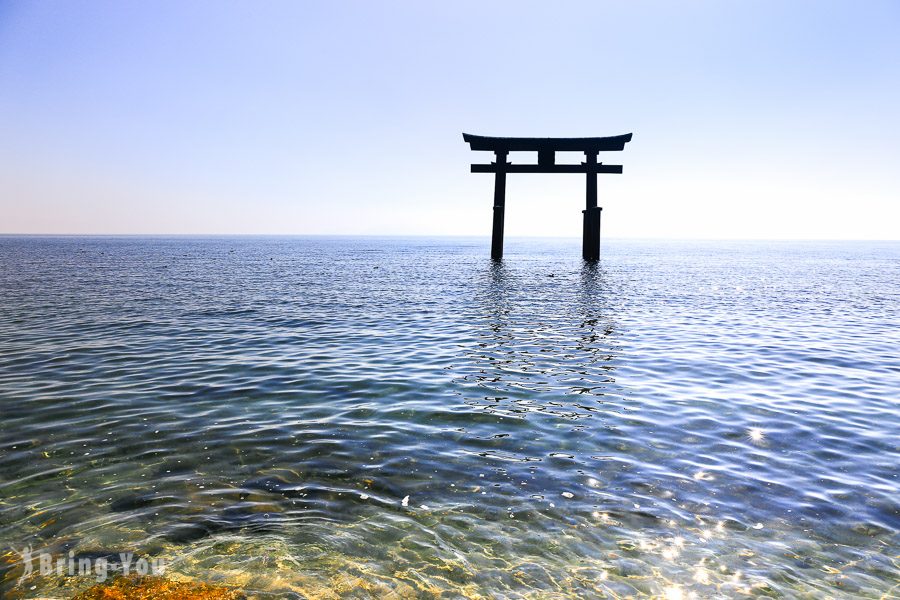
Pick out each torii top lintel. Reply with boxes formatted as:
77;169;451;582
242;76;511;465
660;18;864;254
462;132;632;153
463;132;633;174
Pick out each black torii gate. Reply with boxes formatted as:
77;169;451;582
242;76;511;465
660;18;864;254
463;133;632;261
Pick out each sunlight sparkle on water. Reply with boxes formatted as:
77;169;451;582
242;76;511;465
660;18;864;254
664;585;685;600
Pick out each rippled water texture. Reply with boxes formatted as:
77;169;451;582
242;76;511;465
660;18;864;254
1;236;898;598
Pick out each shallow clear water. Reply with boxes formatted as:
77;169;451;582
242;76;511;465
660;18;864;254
0;236;897;598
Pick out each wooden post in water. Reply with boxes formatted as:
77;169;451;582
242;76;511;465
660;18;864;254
582;150;601;261
491;151;508;260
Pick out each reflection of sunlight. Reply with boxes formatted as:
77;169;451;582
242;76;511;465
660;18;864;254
592;511;613;524
692;470;714;481
598;517;783;598
664;585;684;600
748;427;765;443
693;566;710;584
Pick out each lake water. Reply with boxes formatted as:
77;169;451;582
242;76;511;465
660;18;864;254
0;236;897;598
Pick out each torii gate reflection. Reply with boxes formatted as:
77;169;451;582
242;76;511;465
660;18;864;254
463;133;632;261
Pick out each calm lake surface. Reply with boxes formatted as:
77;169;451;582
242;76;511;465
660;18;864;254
0;236;897;598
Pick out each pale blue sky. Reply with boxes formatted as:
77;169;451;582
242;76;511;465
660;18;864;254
1;1;898;238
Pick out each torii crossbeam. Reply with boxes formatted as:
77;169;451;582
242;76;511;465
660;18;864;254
463;133;633;261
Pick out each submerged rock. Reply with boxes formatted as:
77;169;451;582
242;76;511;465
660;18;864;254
110;492;176;513
73;575;244;599
163;519;225;544
240;475;293;495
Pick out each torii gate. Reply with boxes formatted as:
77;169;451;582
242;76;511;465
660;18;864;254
463;133;632;261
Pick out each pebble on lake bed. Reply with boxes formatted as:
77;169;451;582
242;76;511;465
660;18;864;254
561;492;574;498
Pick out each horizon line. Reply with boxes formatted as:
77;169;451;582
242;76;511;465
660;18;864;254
2;233;899;243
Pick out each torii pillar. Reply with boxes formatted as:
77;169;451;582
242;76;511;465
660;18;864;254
490;151;508;260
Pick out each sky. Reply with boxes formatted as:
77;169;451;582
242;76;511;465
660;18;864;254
1;1;898;239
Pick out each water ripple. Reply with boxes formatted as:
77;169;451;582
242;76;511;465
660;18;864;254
0;237;897;598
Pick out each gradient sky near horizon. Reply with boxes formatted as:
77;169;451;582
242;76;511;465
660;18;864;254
1;1;898;239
